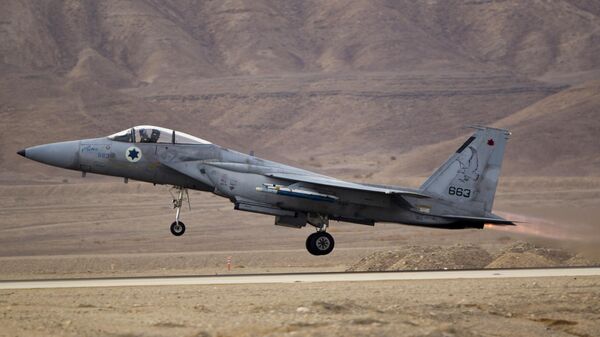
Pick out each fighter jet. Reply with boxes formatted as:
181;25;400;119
18;125;514;255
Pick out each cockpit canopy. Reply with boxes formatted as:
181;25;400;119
108;126;211;144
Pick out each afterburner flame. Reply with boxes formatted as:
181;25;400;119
486;211;591;242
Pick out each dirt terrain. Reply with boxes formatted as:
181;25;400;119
1;276;599;337
1;169;596;337
0;176;598;280
347;242;600;272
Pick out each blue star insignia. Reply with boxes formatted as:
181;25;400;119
128;148;139;160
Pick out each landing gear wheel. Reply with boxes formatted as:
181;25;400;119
169;186;189;236
306;232;335;256
170;221;186;236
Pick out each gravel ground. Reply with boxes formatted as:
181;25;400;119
1;276;599;337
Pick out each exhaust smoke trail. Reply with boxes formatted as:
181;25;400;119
485;211;598;242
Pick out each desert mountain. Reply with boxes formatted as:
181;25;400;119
371;80;600;181
1;0;599;181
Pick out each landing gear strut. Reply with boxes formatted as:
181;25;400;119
305;214;335;255
169;187;190;236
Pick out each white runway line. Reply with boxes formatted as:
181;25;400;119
1;268;599;290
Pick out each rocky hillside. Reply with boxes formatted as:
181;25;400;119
4;1;599;78
347;242;600;271
1;0;599;180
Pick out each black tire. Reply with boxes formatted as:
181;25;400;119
306;232;317;252
306;232;334;256
170;221;186;236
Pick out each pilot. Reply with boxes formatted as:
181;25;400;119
139;129;151;143
150;129;161;143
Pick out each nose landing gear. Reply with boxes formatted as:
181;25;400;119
169;187;190;236
305;214;335;255
170;221;185;236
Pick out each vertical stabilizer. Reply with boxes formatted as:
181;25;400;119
420;126;511;213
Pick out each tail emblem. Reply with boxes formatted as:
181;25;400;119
487;139;495;146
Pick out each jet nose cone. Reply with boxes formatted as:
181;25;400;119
17;149;26;157
22;141;80;170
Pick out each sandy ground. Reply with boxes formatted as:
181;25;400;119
0;176;599;279
0;176;598;336
1;276;599;337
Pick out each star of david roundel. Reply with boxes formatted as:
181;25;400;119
126;146;142;162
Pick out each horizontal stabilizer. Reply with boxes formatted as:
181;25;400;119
440;214;516;225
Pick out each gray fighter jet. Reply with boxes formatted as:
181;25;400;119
18;125;514;255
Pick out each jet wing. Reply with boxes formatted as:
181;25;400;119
160;158;429;199
265;172;430;198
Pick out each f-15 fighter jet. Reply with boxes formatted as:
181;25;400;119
18;125;514;255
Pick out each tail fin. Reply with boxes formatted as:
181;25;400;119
420;126;511;214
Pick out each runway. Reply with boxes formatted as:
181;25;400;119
1;267;599;290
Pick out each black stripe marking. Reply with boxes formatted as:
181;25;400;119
456;136;476;153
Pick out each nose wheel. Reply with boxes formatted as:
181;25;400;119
170;221;186;236
169;186;190;236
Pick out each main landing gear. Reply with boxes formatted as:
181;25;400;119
170;186;190;236
305;214;335;256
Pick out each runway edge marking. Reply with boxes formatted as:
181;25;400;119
1;267;600;290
